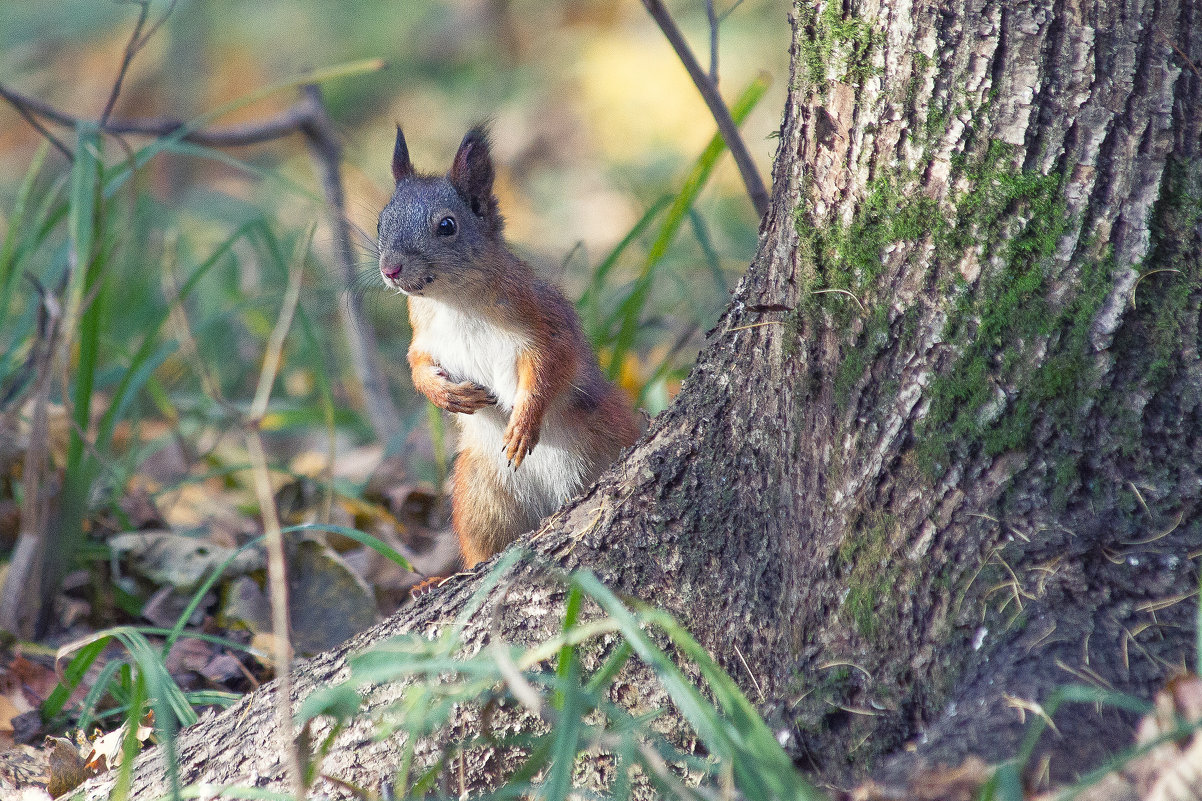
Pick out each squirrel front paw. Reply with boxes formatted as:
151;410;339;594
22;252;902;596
502;412;541;468
425;367;496;414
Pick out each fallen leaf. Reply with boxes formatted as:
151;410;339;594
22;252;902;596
288;539;378;656
8;656;61;706
44;736;93;798
1130;675;1202;801
164;637;214;675
200;653;249;685
83;714;153;773
0;695;22;732
108;529;265;591
219;576;271;635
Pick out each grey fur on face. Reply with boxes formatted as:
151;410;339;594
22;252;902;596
379;125;504;299
378;178;488;296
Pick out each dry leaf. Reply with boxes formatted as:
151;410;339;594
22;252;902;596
849;756;990;801
287;539;378;655
200;653;248;684
7;656;61;707
1130;676;1202;801
84;715;154;773
108;529;264;591
44;736;94;798
0;695;22;733
164;637;215;675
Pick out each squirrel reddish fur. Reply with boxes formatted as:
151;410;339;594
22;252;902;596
378;125;641;572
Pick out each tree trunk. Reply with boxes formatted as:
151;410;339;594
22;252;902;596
82;0;1201;797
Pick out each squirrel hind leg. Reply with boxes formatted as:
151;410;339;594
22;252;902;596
451;447;534;569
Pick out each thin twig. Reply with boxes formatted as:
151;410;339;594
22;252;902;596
0;281;61;636
0;85;72;160
727;320;784;332
732;643;764;701
100;0;152;126
705;0;720;82
1130;268;1181;308
1155;28;1202;78
703;0;747;82
136;0;181;53
250;225;311;421
99;0;181;127
246;227;310;801
642;0;770;217
811;287;867;312
298;84;402;445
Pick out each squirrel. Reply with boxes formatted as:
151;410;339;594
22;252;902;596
377;124;642;576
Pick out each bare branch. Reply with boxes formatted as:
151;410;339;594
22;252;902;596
705;0;719;82
100;0;151;125
641;0;770;218
100;0;181;126
136;0;181;51
0;85;73;160
0;82;323;147
298;84;403;446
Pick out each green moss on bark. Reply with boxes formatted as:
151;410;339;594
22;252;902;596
792;135;1132;483
1143;159;1202;387
799;2;882;93
838;513;901;640
915;142;1096;476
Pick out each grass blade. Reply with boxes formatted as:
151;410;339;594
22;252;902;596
605;75;769;378
578;194;672;343
0;140;50;332
281;523;413;572
43;635;111;720
573;571;822;801
66;123;101;325
543;670;583;801
76;657;126;732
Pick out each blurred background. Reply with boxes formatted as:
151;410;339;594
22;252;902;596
0;0;789;635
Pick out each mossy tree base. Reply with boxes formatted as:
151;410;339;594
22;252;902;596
80;0;1200;797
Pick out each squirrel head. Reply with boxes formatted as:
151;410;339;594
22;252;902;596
378;125;505;298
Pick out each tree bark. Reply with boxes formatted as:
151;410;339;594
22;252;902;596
82;0;1201;797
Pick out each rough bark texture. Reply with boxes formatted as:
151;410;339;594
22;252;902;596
81;0;1201;797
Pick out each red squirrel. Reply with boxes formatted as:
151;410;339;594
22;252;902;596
377;125;641;573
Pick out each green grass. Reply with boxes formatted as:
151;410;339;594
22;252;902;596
299;553;825;801
586;74;770;398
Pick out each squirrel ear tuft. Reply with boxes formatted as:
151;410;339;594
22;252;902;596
392;126;414;183
449;126;497;219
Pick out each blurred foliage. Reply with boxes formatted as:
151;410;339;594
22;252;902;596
0;0;788;650
0;1;788;416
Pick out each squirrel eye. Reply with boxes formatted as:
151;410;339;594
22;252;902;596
436;216;457;236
